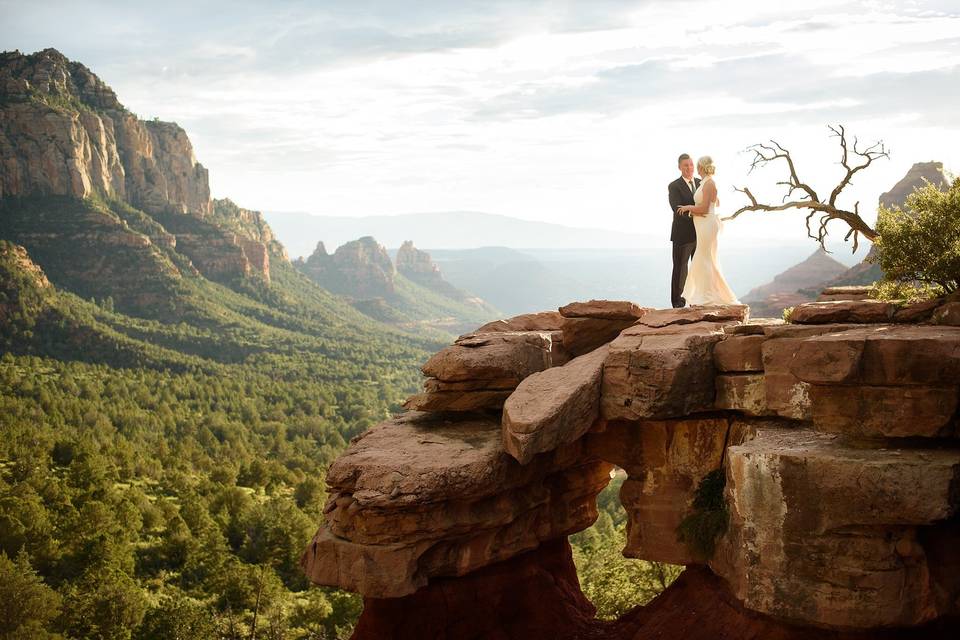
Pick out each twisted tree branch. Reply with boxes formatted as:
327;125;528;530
724;125;888;250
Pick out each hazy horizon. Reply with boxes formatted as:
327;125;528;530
3;0;958;249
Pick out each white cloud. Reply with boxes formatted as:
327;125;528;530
1;0;958;248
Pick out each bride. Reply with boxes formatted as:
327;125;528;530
676;156;740;306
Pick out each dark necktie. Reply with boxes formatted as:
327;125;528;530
688;180;695;194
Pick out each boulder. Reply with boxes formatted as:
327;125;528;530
933;301;960;326
421;331;555;384
558;299;648;320
502;345;609;464
713;334;765;372
789;300;897;324
474;310;564;333
601;322;730;421
894;298;943;323
713;428;960;629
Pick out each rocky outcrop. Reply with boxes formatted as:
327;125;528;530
297;236;396;298
0;49;211;215
395;240;473;301
302;411;612;597
559;299;650;357
713;428;960;629
404;330;565;412
304;298;960;638
0;49;284;302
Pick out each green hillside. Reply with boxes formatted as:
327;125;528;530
0;192;438;638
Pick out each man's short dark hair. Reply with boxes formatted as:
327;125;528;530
678;153;691;165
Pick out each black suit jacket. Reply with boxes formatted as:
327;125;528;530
668;176;701;244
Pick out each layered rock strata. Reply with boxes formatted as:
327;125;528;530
304;297;960;637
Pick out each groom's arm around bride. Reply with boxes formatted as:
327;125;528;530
668;153;699;308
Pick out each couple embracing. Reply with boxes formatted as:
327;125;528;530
668;153;740;308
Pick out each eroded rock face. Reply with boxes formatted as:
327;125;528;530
0;49;212;215
790;325;960;437
302;411;612;597
298;236;396;298
713;428;960;629
586;418;734;565
351;539;597;640
304;298;960;635
601;321;732;421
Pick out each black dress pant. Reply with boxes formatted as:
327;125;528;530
671;241;696;308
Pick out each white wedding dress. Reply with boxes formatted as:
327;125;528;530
681;178;740;305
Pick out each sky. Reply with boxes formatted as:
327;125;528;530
2;0;959;249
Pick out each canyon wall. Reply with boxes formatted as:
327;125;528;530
0;49;277;291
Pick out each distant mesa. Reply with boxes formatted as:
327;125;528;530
294;237;498;333
742;249;847;317
297;236;397;299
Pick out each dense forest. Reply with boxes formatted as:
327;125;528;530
1;210;678;639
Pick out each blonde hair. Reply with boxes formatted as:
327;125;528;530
697;155;716;176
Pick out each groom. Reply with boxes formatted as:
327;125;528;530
668;153;700;308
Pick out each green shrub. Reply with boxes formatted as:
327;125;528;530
676;469;728;561
873;178;960;294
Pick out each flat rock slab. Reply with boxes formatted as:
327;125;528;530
503;345;608;464
817;285;874;301
790;325;960;386
601;322;729;420
403;389;512;412
808;384;958;438
790;300;897;324
636;304;749;329
325;412;531;507
559;299;649;320
422;331;554;383
713;427;960;629
474;311;564;333
722;318;784;336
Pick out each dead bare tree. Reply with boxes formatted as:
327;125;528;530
724;125;889;252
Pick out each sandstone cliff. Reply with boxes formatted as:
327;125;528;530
0;49;279;301
395;240;475;302
297;236;396;298
303;297;960;638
